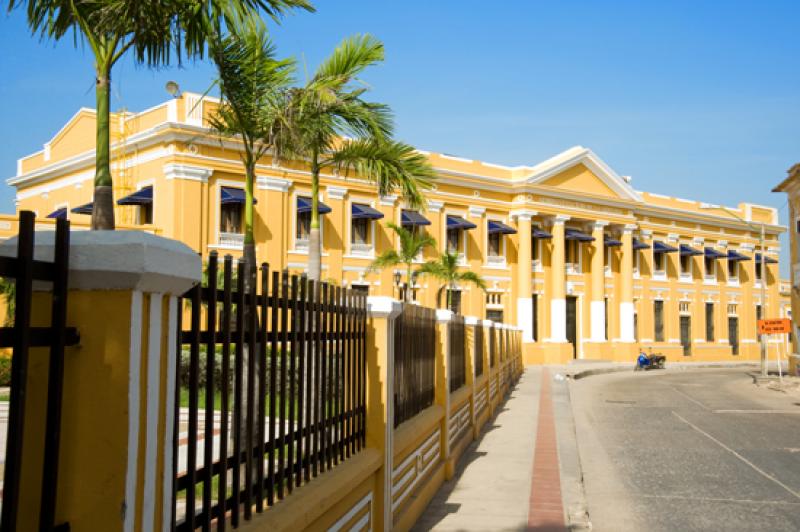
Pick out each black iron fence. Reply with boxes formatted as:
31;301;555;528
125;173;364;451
474;324;484;378
174;252;367;530
0;211;76;532
448;314;466;392
393;303;436;427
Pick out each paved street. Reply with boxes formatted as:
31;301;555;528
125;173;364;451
571;369;800;532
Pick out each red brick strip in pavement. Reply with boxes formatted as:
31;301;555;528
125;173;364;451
527;368;567;532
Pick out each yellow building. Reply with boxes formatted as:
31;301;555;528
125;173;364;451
5;92;791;365
773;166;800;374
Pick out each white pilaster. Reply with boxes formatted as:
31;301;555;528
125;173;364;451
550;298;567;342
590;300;606;342
619;301;635;342
517;297;533;342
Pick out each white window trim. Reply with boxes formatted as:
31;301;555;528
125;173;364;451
652;245;668;280
444;209;469;265
703;257;717;285
633;249;641;279
215;179;246;249
604;246;613;277
531;238;543;272
727;260;740;286
679;253;693;283
134;180;155;225
565;235;582;275
346;196;378;259
289;189;328;256
485;217;508;268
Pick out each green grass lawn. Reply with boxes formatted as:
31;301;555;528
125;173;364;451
179;387;306;419
0;392;8;402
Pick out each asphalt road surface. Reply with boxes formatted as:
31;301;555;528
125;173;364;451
571;369;800;532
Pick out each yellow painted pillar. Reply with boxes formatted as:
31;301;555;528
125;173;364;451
550;215;569;342
434;309;454;479
326;186;347;285
364;296;401;532
513;210;536;342
5;231;200;532
619;224;636;342
259;175;291;271
590;221;608;342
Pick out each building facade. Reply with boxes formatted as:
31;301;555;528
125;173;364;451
773;166;800;374
5;93;790;365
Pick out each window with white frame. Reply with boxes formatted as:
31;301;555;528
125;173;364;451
350;204;373;253
634;249;641;277
653;247;666;275
704;256;716;280
565;239;580;272
487;229;502;258
605;246;613;274
755;261;763;283
727;259;738;281
295;203;311;249
680;254;692;277
446;227;463;255
220;195;243;234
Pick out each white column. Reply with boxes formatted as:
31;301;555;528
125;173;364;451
512;209;536;342
550;215;569;342
590;221;608;342
619;223;636;342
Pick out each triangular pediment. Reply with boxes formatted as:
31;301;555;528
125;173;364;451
526;146;642;202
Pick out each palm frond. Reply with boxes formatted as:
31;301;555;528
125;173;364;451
456;271;487;291
368;249;401;273
312;33;384;88
326;138;435;210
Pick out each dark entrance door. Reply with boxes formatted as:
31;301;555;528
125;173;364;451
680;316;691;356
566;296;578;359
728;317;739;355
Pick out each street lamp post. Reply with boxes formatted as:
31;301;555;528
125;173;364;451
701;204;769;377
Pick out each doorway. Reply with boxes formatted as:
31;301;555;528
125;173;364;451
680;316;691;356
728;317;739;355
566;296;578;359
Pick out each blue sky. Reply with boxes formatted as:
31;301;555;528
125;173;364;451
1;1;798;273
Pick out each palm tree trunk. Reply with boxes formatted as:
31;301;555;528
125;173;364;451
308;150;322;281
91;62;115;230
241;160;259;477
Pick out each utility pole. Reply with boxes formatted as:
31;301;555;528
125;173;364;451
760;222;767;377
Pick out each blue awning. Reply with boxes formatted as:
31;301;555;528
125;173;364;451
117;186;152;205
604;235;622;247
71;202;93;215
447;215;477;230
653;241;678;253
532;227;552;239
401;210;431;226
297;196;332;214
704;247;726;260
487;220;517;235
727;250;751;262
633;238;650;250
680;244;703;256
565;228;594;242
754;253;778;264
220;186;256;205
47;208;67;219
351;203;384;220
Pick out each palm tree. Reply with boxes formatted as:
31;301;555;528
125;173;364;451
281;34;435;281
206;19;294;272
10;0;313;230
369;222;435;302
417;252;487;312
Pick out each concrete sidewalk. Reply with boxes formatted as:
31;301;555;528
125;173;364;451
412;368;545;531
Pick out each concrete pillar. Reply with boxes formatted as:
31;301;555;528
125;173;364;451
365;296;402;532
550;215;569;342
513;210;536;342
2;231;200;531
590;221;608;342
435;309;453;478
619;224;636;342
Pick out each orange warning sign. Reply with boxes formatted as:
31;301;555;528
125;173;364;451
757;319;791;334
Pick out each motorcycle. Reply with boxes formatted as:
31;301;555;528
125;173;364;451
635;349;666;371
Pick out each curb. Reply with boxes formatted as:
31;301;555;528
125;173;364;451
565;362;759;381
